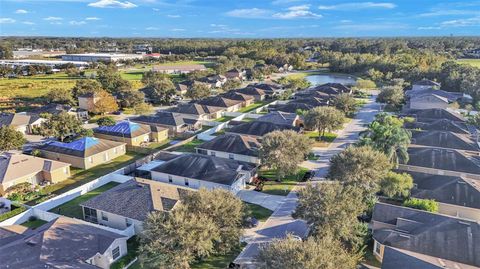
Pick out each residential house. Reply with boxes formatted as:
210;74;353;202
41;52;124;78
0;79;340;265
403;171;480;221
408;94;450;110
0;216;128;269
78;92;100;112
27;103;89;120
411;79;441;91
151;153;256;194
404;108;466;123
380;246;478;269
410;130;480;152
248;83;284;98
80;178;191;233
276;63;293;73
234;87;267;101
220;91;255;107
0;113;44;134
195;96;244;112
131;111;202;136
225;68;245;80
175;80;212;97
39;137;126;169
293;90;333;102
371;202;480;267
268;102;314;114
0;153;70;195
168;103;224;120
405;88;469;103
196;134;261;164
404;118;472;135
256;111;303;127
93;121;168;146
152;64;207;74
289;97;328;108
198;75;227;88
227;121;300;138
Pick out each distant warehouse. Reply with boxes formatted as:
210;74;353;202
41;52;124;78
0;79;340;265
152;64;207;74
61;53;144;62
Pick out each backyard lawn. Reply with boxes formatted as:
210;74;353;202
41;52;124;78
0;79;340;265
48;182;120;219
214;116;235;122
21;219;48;229
244;202;273;222
259;168;309;196
170;139;204;153
305;131;337;147
238;102;267;113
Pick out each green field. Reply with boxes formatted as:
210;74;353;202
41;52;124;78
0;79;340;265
457;59;480;68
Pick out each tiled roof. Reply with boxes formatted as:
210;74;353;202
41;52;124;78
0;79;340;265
256;111;298;126
411;131;480;151
197;134;260;157
228;121;299;137
406;147;480;175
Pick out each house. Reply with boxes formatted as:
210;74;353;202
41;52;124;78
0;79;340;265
0;153;70;195
405;88;469;103
132;111;202;136
198;75;227;88
220;91;255;107
276;63;293;73
27;103;89;120
0;113;44;134
225;68;245;80
248;83;284;98
93;121;168;146
78;92;100;112
268;102;314;114
371;202;480;267
404;108;466;123
380;246;478;269
401;147;480;179
0;216;128;269
39;137;126;169
195;96;244;112
313;83;352;94
410;130;480;152
256;111;303;127
293;89;333;101
408;94;449;110
403;171;480;221
175;80;212;96
404;119;472;135
80;178;191;233
411;79;441;91
168;103;224;120
234;87;267;101
152;64;207;74
151;153;256;194
289;97;328;108
227;121;300;138
196;134;261;164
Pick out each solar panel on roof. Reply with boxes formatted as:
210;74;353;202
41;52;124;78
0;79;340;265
49;137;100;151
96;121;140;135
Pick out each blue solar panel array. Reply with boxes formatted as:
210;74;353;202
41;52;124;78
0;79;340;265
95;121;140;135
49;137;100;151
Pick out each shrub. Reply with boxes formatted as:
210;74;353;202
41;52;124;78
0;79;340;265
403;198;438;212
0;206;27;222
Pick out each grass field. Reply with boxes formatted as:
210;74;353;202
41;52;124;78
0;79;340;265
238;102;267;113
457;58;480;68
170;139;204;152
244;202;273;222
21;219;48;229
259;168;309;196
305;131;337;147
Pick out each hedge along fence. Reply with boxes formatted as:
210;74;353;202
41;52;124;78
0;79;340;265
0;205;27;222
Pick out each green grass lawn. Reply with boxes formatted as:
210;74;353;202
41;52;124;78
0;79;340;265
170;139;204;153
259;168;309;196
21;219;48;229
147;139;172;150
457;58;480;68
241;117;255;122
238;102;267;113
214;116;235;122
48;182;120;219
191;243;246;269
244;202;273;222
120;71;144;81
305;131;337;147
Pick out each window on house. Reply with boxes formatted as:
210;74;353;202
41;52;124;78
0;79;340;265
101;212;108;221
210;152;216;157
229;154;234;160
112;246;120;260
168;175;173;183
88;157;93;163
83;207;98;223
184;178;189;186
374;241;381;256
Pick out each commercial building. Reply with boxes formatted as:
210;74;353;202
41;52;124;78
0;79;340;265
61;53;144;62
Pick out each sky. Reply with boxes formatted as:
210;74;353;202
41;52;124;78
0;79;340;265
0;0;479;37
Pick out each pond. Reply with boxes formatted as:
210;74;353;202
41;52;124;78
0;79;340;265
306;73;357;86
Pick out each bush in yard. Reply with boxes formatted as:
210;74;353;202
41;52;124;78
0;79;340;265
403;198;438;212
97;116;116;126
380;171;413;199
0;206;26;222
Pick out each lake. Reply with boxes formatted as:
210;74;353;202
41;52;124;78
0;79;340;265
306;73;357;86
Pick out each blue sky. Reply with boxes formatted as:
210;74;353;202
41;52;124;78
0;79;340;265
0;0;479;37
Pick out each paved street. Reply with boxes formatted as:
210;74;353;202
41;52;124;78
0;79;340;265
234;92;381;267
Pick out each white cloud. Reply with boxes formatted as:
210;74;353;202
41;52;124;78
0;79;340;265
441;17;480;27
22;21;35;25
146;26;159;30
171;28;185;31
167;14;180;18
319;2;396;10
271;0;302;5
69;20;86;25
417;26;441;30
340;20;352;23
85;17;101;20
226;8;271;18
334;22;407;31
418;10;480;17
43;16;63;21
50;22;63;25
88;0;137;8
15;9;28;14
152;8;159;11
0;18;16;24
273;5;322;19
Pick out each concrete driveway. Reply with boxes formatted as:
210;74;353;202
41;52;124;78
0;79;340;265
236;190;285;211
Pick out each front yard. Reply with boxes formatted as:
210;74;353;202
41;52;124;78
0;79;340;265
305;131;337;147
258;168;309;196
238;102;267;113
48;182;120;219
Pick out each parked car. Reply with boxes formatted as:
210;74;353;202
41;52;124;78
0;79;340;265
302;170;315;181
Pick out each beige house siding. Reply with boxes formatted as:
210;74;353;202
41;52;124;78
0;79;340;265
78;96;99;112
82;206;144;234
89;238;128;269
40;144;126;169
438;202;480;222
150;129;169;143
0;166;70;195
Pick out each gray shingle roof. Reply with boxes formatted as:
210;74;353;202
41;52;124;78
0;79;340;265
152;153;255;186
196;134;260;157
405;109;466;123
220;91;254;102
404;171;480;209
407;147;480;175
228;121;299;137
195;96;243;108
406;89;463;102
372;202;480;267
405;119;471;135
0;113;41;128
268;102;313;113
256;111;298;126
234;87;266;97
132;111;196;127
169;103;223;115
39;137;125;158
411;131;480;151
413;79;441;86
